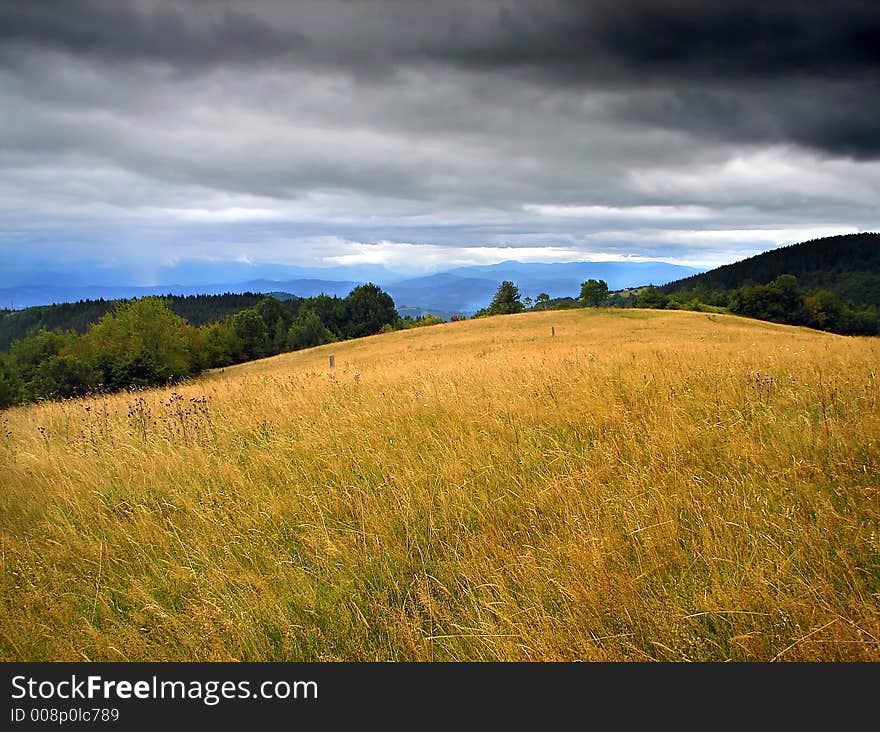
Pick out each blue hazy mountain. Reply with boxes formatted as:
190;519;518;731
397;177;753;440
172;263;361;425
1;260;703;311
0;280;360;309
0;256;400;292
384;261;702;312
384;273;501;313
447;261;702;295
152;261;403;287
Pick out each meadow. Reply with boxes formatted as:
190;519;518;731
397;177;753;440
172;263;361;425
1;308;878;661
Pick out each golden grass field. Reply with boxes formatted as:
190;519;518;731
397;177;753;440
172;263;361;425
1;308;878;661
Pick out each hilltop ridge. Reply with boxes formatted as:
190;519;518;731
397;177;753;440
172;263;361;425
661;232;880;307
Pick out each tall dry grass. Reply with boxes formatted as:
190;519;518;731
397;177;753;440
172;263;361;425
1;308;878;660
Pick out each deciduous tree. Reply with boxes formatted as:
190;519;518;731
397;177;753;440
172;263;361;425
579;279;609;307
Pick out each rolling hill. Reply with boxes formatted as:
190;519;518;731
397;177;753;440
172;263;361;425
2;308;878;661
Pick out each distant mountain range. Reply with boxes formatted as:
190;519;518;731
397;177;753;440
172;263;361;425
0;279;361;311
0;260;702;312
5;234;877;348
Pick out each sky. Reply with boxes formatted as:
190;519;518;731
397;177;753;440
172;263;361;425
1;0;878;285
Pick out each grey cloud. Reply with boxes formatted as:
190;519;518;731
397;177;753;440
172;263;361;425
5;1;879;78
0;0;878;281
1;55;693;208
2;1;879;160
603;78;880;160
0;1;310;69
2;1;880;157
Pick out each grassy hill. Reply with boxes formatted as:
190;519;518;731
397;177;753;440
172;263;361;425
1;309;878;661
661;232;880;307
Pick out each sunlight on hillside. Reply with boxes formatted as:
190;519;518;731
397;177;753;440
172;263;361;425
2;309;878;661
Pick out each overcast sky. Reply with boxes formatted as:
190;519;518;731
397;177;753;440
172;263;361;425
1;0;878;284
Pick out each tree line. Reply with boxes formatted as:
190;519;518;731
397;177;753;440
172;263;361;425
4;260;876;409
624;275;879;335
0;293;272;352
474;272;878;337
0;284;428;408
474;278;611;317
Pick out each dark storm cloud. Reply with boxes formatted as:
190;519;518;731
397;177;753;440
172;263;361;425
607;78;880;160
2;1;879;158
4;1;879;78
449;1;880;79
0;1;310;69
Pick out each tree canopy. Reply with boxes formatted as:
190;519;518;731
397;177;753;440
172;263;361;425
80;297;199;390
343;283;398;338
579;279;609;307
287;309;336;351
0;284;419;409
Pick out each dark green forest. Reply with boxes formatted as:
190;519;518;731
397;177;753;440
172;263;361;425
658;233;880;306
604;233;880;335
0;293;270;352
0;284;447;408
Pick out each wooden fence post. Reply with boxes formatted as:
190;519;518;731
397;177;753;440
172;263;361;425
551;326;555;337
329;354;335;369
